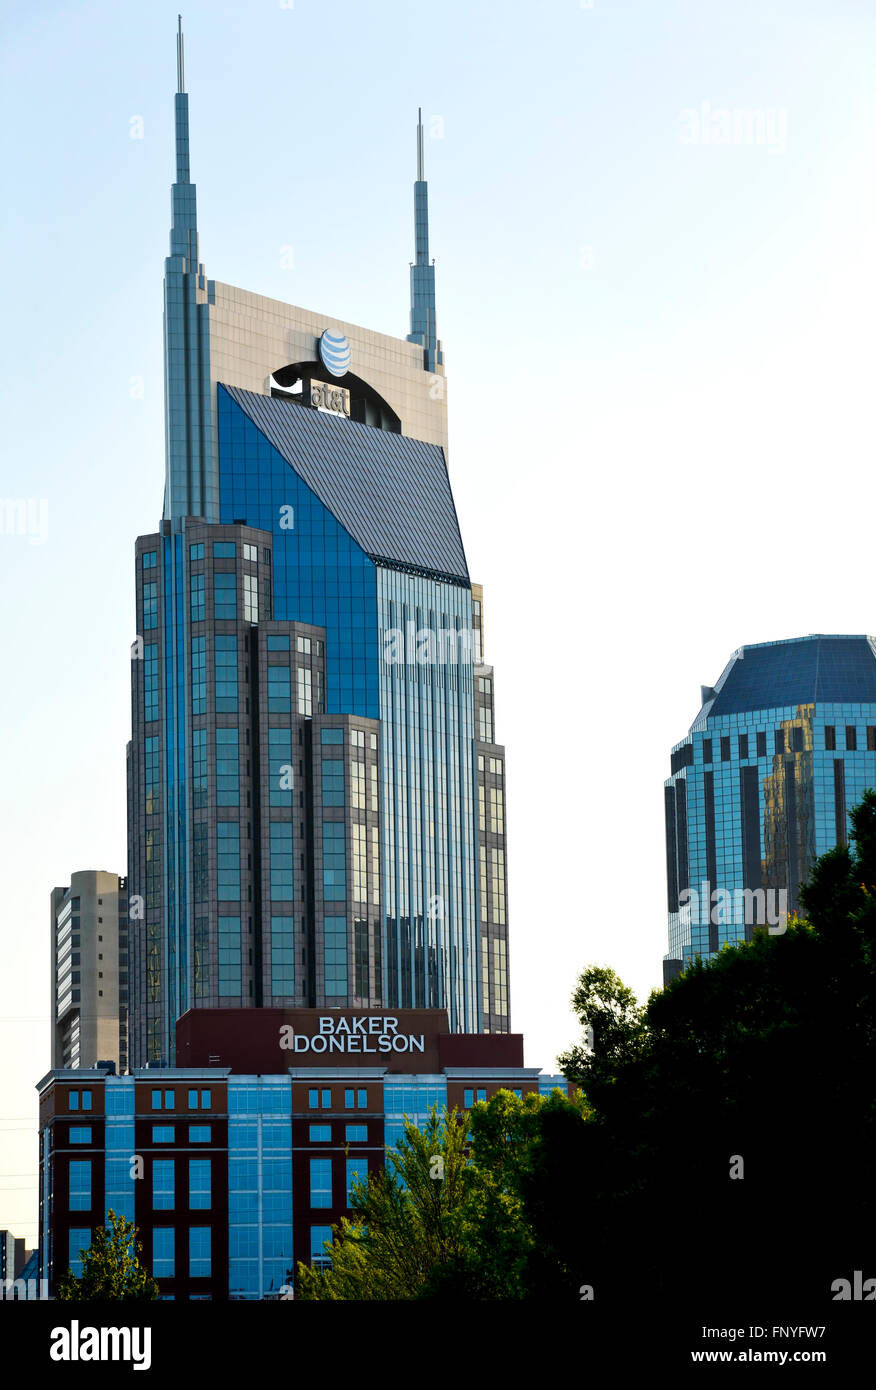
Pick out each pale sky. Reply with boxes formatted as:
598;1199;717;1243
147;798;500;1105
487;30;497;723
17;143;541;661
2;0;875;1244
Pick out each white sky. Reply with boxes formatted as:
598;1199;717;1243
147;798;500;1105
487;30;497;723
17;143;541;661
2;0;875;1244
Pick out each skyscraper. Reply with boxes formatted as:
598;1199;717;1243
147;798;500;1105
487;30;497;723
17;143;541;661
50;871;128;1072
127;26;510;1066
663;634;876;983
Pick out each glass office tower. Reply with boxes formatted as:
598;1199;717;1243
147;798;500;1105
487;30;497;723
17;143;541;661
127;30;510;1064
663;634;876;984
661;636;876;984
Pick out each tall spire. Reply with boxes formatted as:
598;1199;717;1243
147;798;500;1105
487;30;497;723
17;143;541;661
406;108;443;373
163;16;215;524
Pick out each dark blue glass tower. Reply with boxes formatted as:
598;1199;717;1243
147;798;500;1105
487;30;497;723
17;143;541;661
663;634;876;983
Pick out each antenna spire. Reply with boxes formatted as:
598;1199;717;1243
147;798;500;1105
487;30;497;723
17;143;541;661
177;15;185;93
406;107;443;373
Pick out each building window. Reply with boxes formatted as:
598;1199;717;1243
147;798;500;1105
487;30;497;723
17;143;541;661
69;1160;91;1211
213;570;236;620
152;1228;175;1278
308;1090;320;1109
825;726;836;751
189;1227;211;1278
791;726;805;752
350;759;365;810
324;917;347;996
190;542;204;561
188;1126;211;1144
216;728;239;807
345;1124;367;1142
69;1127;92;1144
68;1091;79;1111
243;542;258;563
309;1125;331;1142
189;1159;211;1209
323;824;346;903
68;1229;91;1279
463;1089;474;1108
297;667;312;716
868;727;876;752
478;705;493;742
702;738;713;764
190;571;205;623
310;1158;332;1209
310;1226;332;1270
756;731;767;758
142;551;157;569
489;786;504;834
271;916;296;997
270;822;294;902
213;541;236;558
215;635;238;712
346;1157;368;1206
352;824;367;905
738;734;748;760
320;728;344;746
243;572;258;622
218;918;241;996
152;1126;174;1143
190;636;205;716
267;635;289;651
152;1159;174;1210
846;726;858;751
490;846;506;925
144;643;160;720
268;665;291;713
217;822;241;901
321;759;345;807
152;1089;175;1110
720;737;731;762
143;581;158;630
775;730;785;754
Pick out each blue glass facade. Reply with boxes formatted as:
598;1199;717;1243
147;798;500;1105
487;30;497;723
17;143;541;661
227;1078;293;1300
664;635;876;981
217;388;380;717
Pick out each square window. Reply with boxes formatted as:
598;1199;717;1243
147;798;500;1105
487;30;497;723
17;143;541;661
309;1125;331;1142
188;1126;211;1143
152;1126;174;1144
345;1125;366;1142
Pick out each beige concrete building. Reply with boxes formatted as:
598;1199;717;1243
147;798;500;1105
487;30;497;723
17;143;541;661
50;870;128;1072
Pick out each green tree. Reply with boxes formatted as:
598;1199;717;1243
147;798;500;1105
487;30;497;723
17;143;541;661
557;964;649;1094
422;1086;593;1300
296;1106;470;1300
57;1210;159;1301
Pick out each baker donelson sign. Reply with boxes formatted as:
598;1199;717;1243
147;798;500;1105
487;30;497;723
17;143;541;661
280;1015;425;1055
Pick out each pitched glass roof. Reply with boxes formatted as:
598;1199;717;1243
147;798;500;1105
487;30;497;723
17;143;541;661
702;635;876;719
221;386;469;584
